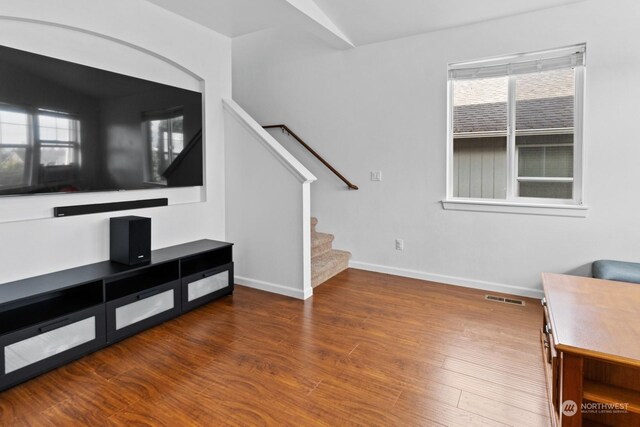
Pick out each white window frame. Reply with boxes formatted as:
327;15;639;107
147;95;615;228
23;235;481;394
0;104;34;190
443;45;587;217
143;108;184;185
36;110;82;167
0;103;82;192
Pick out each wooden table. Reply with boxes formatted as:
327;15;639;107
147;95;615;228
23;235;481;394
541;273;640;426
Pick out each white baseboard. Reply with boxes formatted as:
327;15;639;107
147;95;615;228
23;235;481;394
348;260;544;299
235;276;312;300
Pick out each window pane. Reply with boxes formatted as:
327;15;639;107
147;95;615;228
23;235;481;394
148;119;169;183
56;117;70;130
170;116;184;156
40;146;73;166
453;137;507;199
515;69;575;199
1;123;29;145
518;143;573;178
519;181;572;199
39;127;56;140
0;147;26;186
147;115;184;184
545;146;573;177
172;132;184;155
38;115;78;142
0;111;28;125
170;116;183;133
453;77;507;199
453;77;508;134
56;128;70;141
39;115;56;128
516;69;574;131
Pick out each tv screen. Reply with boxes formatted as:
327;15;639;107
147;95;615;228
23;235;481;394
0;44;203;197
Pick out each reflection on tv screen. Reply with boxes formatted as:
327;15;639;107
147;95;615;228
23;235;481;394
0;44;203;197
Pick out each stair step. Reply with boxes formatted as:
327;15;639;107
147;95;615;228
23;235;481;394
312;232;334;259
312;249;351;288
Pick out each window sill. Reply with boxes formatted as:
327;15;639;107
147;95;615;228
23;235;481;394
441;199;588;217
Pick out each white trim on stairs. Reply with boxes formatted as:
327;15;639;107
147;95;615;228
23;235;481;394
235;276;313;300
301;183;313;298
222;99;317;184
348;260;544;299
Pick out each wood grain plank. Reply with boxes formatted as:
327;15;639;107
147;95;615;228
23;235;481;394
584;381;640;414
458;391;550;427
418;363;550;416
444;356;547;396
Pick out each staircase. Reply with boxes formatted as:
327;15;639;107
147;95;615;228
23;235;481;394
311;217;351;287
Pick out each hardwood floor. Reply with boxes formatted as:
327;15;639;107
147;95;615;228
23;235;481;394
0;269;548;426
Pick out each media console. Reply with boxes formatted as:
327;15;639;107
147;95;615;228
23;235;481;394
0;239;233;392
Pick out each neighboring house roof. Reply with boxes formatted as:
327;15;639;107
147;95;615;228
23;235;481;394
454;95;574;134
0;151;23;166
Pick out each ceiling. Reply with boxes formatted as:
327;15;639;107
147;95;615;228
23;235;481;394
146;0;298;38
311;0;586;46
146;0;587;47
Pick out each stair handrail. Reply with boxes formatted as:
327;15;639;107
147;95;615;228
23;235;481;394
263;124;358;190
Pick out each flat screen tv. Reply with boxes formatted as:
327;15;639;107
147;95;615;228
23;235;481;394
0;44;203;197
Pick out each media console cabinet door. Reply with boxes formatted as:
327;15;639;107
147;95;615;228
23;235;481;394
106;280;181;343
5;317;95;374
188;270;229;302
181;263;233;312
115;289;174;330
0;306;106;390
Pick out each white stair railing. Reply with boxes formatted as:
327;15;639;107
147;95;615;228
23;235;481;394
223;99;316;299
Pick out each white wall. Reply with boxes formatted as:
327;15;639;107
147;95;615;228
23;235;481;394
233;0;640;297
224;99;315;299
0;0;231;284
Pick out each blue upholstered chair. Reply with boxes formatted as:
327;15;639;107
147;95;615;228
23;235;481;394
592;260;640;284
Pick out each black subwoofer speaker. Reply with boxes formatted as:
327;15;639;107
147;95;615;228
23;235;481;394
110;216;151;265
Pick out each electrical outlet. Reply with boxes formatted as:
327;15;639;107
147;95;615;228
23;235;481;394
395;239;404;251
370;171;382;181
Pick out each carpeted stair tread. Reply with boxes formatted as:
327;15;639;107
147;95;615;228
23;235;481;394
310;217;351;288
311;249;351;288
312;232;334;259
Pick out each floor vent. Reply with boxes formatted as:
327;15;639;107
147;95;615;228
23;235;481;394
485;295;525;306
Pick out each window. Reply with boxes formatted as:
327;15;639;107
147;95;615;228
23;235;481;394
446;45;585;214
0;105;81;190
0;108;31;189
144;110;184;184
37;111;81;166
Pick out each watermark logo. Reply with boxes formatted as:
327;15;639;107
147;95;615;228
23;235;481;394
562;400;629;417
582;402;629;414
562;400;578;417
